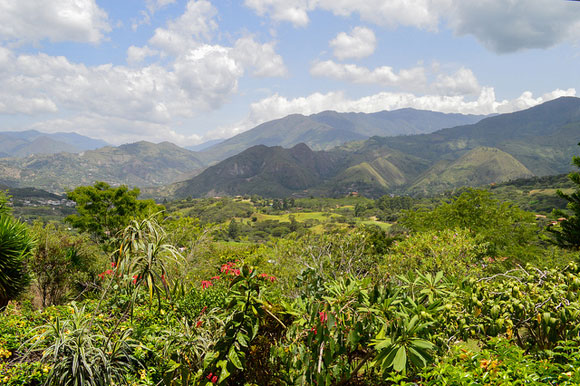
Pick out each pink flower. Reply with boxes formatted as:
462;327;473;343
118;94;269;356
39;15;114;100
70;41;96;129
110;262;116;268
105;269;113;275
201;280;213;289
319;311;328;323
232;269;241;276
211;276;221;280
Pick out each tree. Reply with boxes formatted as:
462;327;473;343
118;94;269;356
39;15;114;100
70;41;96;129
549;143;580;249
30;222;105;307
400;189;537;259
0;192;35;310
65;182;163;249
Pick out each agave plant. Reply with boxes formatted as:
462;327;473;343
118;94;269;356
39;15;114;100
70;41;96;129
115;217;184;306
0;213;35;310
31;303;136;386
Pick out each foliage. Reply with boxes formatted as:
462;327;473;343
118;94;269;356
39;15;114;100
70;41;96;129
550;144;580;249
65;181;162;249
401;188;538;261
114;217;184;306
0;197;35;310
30;222;104;307
383;229;487;277
31;304;136;386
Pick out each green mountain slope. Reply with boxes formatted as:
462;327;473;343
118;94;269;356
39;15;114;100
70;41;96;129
0;141;204;193
176;143;347;198
410;147;534;194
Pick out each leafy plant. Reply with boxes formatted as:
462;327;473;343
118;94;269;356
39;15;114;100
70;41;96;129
31;304;136;386
0;201;35;310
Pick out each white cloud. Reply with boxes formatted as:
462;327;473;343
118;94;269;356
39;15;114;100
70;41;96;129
149;0;218;55
0;0;110;44
245;0;580;53
127;46;158;66
211;87;577;140
432;67;481;96
0;46;243;139
173;45;243;110
330;26;376;60
231;37;287;77
243;0;310;27
310;60;427;90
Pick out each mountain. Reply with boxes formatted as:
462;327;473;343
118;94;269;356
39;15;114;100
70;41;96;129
0;130;109;157
198;109;487;163
409;147;534;194
176;97;580;198
175;143;346;198
0;141;204;193
186;139;224;152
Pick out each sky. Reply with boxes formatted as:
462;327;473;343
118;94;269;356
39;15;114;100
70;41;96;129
0;0;579;146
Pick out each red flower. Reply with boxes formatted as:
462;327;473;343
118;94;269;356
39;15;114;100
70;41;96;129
211;275;221;280
196;320;203;328
269;275;276;282
105;269;113;275
206;372;213;380
211;375;218;383
132;275;138;285
110;262;116;268
319;311;328;323
232;269;241;276
200;306;207;315
201;280;213;289
259;273;269;278
311;327;317;335
98;273;104;279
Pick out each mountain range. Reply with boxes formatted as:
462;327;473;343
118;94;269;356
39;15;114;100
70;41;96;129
175;97;580;198
0;130;109;157
197;109;487;164
1;98;578;197
0;141;204;192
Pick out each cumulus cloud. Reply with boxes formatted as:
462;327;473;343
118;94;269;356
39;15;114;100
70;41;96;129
0;46;242;135
0;0;111;44
210;87;577;139
330;27;376;60
245;0;580;53
243;0;310;27
310;60;427;90
231;37;288;77
432;67;481;96
148;0;218;55
126;46;159;66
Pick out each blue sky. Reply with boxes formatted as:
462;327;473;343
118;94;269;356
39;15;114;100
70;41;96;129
0;0;579;145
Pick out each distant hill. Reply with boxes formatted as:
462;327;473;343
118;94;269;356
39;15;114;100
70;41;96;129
175;143;346;198
409;147;534;194
186;139;224;152
0;141;204;193
175;97;580;198
0;130;109;157
198;109;487;163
